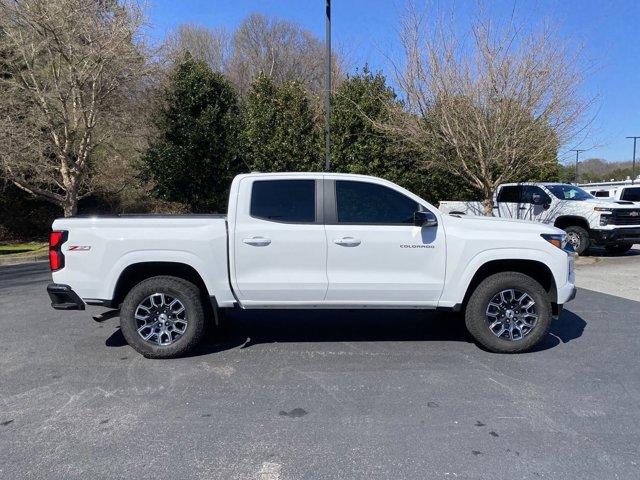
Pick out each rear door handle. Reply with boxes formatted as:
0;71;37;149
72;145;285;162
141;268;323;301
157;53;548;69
334;237;361;247
243;236;271;246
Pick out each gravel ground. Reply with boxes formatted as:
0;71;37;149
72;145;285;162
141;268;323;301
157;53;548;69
1;262;639;479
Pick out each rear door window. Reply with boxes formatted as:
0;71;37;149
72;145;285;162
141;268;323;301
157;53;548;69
497;186;521;203
250;180;316;223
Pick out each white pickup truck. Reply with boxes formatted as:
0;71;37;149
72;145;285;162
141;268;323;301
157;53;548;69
581;180;640;204
47;173;576;358
440;182;640;255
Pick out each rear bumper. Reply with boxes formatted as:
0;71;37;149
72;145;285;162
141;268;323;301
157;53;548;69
47;283;85;310
591;227;640;245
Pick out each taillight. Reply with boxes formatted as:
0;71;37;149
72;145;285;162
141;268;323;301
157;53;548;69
49;230;68;271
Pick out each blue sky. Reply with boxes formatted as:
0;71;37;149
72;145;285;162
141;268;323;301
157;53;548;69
147;0;640;164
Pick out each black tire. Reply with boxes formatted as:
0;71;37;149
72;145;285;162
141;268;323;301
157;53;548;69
604;242;633;255
464;272;552;353
563;225;590;255
120;276;206;359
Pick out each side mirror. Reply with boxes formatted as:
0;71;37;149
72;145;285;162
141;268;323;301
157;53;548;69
414;210;438;227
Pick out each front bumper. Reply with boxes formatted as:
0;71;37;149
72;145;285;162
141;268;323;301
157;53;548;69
47;283;85;310
591;227;640;245
557;283;577;304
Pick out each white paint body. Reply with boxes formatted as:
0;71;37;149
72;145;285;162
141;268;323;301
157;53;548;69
580;180;640;205
52;173;576;309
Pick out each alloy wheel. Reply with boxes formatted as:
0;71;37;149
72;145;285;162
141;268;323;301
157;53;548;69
485;289;538;341
134;293;188;346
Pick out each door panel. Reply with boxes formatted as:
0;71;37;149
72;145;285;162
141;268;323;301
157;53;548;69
496;185;522;219
325;224;445;304
232;178;328;303
520;186;553;223
324;179;445;305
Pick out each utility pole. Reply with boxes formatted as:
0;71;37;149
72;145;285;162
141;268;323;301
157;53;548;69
324;0;331;171
570;149;586;183
626;136;639;184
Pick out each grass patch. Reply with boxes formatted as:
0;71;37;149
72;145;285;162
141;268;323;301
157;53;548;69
0;242;48;256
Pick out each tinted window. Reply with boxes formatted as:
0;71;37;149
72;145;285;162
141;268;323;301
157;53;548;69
521;186;551;204
497;186;521;203
335;181;418;224
545;184;593;201
594;190;612;198
621;187;640;202
251;180;315;222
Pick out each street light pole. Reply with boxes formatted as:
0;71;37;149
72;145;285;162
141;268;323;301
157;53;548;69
324;0;331;171
626;136;639;184
570;149;586;184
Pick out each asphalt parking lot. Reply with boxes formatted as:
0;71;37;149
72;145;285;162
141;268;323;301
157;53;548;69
1;260;639;480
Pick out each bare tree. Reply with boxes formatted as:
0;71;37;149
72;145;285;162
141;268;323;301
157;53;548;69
165;23;230;73
226;13;342;98
389;3;591;214
0;0;147;216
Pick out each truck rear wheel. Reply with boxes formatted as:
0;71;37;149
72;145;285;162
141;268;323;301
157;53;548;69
120;276;206;359
464;272;552;353
563;225;589;255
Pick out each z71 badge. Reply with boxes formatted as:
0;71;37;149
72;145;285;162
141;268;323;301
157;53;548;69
67;245;91;251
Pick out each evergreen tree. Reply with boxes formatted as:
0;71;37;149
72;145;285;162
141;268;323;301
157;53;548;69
144;54;241;212
242;74;321;172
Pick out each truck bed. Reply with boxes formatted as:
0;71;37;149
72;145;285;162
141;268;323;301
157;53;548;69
51;215;235;307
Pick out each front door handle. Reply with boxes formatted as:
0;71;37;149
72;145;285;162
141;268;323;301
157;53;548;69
334;237;361;247
243;236;271;247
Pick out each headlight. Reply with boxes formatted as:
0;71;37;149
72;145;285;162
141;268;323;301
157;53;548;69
541;233;568;250
594;207;614;213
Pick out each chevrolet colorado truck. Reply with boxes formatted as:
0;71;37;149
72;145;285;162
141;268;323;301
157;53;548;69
439;182;640;255
47;173;576;358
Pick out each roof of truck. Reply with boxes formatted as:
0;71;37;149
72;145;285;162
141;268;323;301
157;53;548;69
498;182;575;187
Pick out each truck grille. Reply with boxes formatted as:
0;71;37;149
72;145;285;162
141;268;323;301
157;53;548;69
611;210;640;225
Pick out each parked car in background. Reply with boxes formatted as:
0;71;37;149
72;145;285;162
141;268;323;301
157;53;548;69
439;182;640;255
580;179;640;204
47;173;576;358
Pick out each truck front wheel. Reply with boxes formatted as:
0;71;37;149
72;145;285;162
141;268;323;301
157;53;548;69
120;276;206;358
465;272;552;353
563;225;589;255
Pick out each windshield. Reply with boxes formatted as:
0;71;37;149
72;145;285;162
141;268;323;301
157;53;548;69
621;187;640;202
545;184;593;201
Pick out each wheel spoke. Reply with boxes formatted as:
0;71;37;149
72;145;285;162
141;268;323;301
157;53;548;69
495;325;507;338
485;288;538;342
134;293;188;346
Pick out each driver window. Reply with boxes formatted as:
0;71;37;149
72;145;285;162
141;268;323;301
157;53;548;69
335;180;418;224
521;186;551;204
